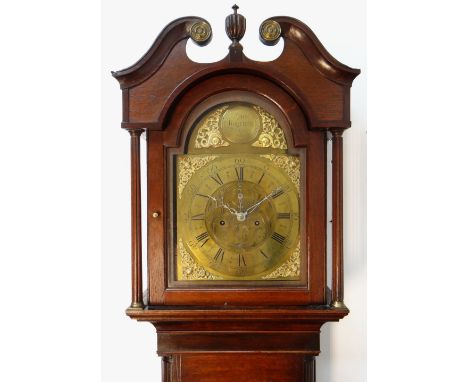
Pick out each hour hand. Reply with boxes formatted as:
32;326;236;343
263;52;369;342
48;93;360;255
222;203;239;215
213;196;238;215
218;197;249;221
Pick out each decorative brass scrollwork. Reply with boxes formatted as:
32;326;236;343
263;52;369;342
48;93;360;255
262;242;300;280
252;106;288;149
178;240;220;280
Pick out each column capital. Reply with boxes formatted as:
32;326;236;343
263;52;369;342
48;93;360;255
330;128;344;138
128;128;144;137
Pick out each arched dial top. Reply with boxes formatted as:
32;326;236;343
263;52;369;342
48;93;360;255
175;102;302;281
187;102;288;153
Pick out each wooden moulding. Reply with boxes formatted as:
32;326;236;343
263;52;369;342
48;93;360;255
157;332;320;355
112;16;360;128
126;306;349;323
127;306;348;365
127;306;348;357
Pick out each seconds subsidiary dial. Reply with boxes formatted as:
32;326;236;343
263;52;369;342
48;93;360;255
178;155;300;279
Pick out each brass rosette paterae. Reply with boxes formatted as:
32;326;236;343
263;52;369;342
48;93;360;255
190;21;212;46
260;19;282;46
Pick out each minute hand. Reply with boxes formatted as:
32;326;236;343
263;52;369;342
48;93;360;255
245;187;282;216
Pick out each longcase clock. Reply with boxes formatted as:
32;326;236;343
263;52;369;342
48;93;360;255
113;6;360;382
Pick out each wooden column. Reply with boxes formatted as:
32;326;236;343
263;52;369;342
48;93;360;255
129;129;144;309
161;356;173;382
331;129;346;309
304;356;316;382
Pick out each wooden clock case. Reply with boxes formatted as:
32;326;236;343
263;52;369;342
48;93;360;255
113;7;359;382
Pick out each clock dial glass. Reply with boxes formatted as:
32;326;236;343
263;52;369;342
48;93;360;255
173;102;303;281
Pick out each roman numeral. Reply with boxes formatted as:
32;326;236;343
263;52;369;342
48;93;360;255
277;212;291;219
271;232;286;245
196;231;209;242
214;248;224;262
235;167;244;181
260;250;269;258
238;253;246;266
191;213;205;220
271;189;285;199
257;172;265;184
210;173;223;185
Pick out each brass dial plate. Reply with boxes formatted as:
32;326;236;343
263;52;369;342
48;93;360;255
177;154;300;280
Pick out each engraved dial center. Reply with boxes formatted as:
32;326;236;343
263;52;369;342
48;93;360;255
205;181;275;251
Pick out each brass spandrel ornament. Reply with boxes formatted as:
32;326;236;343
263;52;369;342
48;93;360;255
191;102;288;151
193;106;229;149
178;155;218;198
177;239;221;280
252;106;288;149
262;241;301;280
260;154;300;191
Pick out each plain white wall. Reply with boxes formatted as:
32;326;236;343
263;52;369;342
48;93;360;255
102;1;366;381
